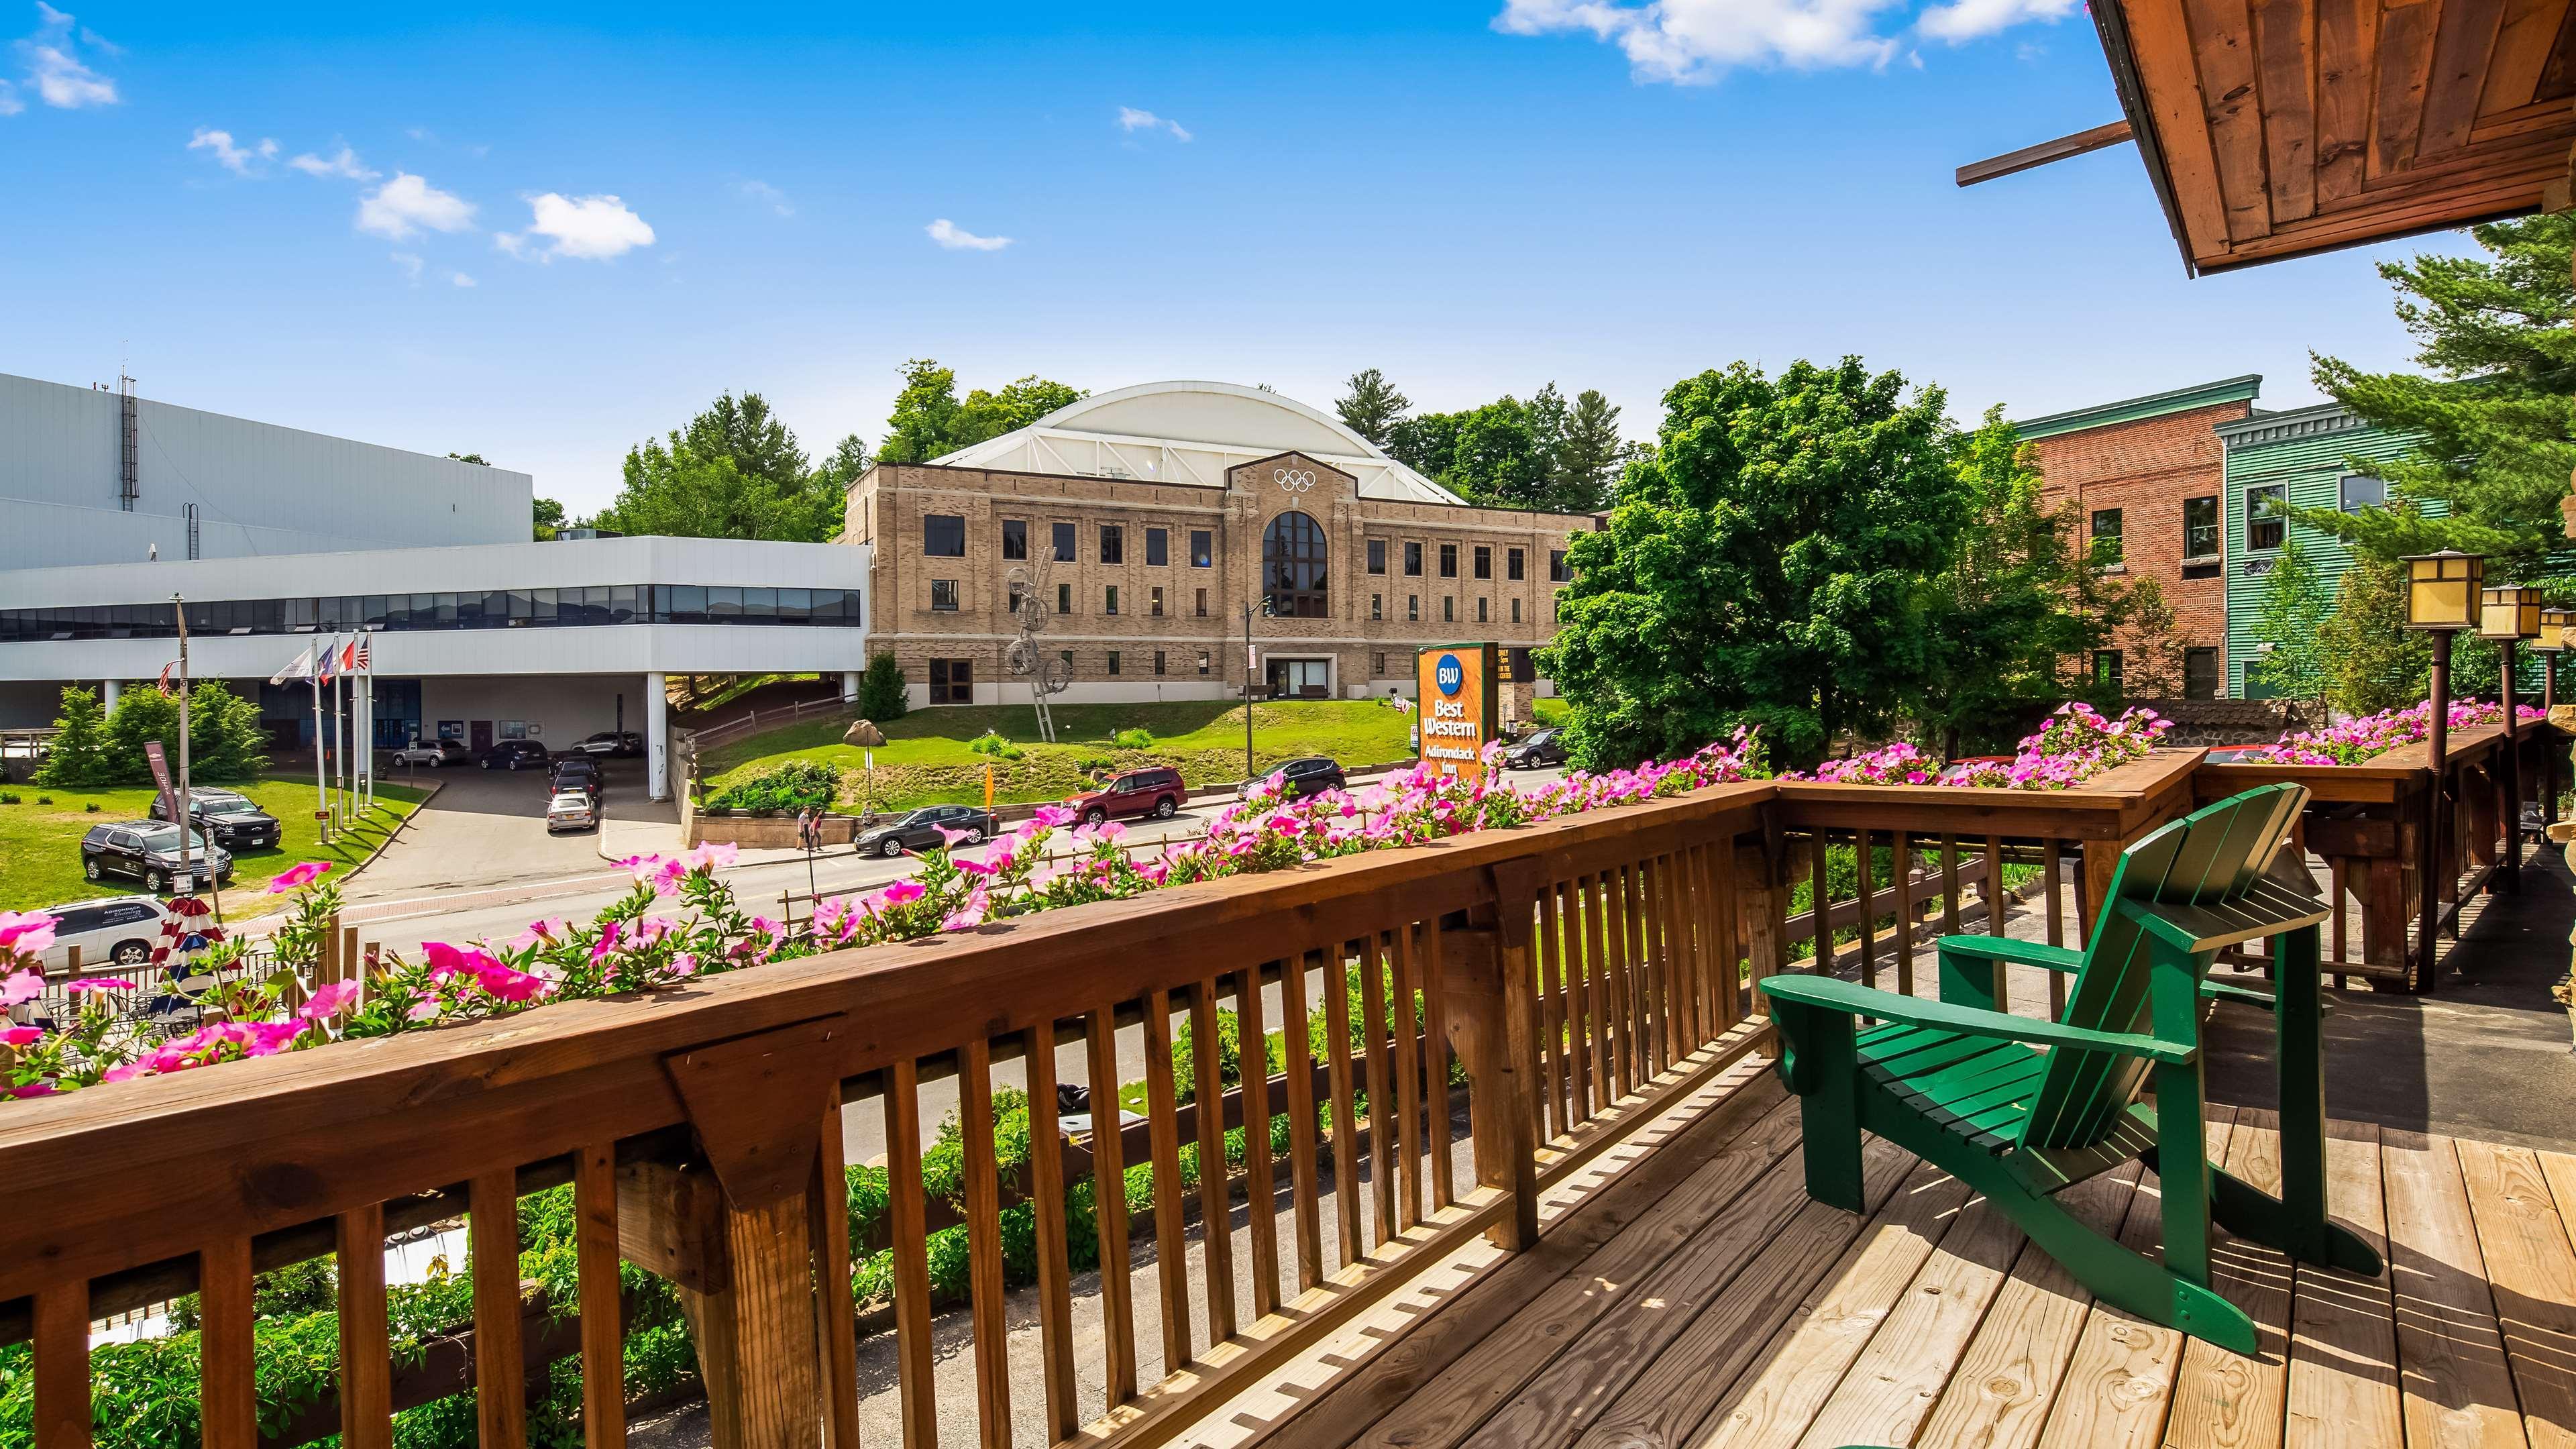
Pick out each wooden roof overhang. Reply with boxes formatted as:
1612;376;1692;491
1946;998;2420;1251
2089;0;2576;274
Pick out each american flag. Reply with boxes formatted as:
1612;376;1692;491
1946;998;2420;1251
352;639;370;672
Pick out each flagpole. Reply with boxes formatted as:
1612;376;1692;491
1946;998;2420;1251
333;659;346;830
312;669;327;844
358;655;370;814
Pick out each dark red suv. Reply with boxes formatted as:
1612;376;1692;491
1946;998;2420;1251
1066;766;1187;824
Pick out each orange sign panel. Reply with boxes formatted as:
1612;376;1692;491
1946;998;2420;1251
1415;643;1497;785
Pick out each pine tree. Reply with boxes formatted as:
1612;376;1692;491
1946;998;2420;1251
2291;212;2576;567
1333;368;1410;445
36;685;111;786
859;651;909;721
1554;389;1627;512
2116;576;2198;700
2318;547;2432;715
2248;538;2334;708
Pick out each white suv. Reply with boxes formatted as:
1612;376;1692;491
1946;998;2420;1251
29;896;169;972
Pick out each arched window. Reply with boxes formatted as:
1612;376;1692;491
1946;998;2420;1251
1263;511;1330;619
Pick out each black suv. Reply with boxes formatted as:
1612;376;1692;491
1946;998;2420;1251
1500;727;1569;770
482;739;551;771
80;821;234;894
549;755;606;799
855;804;998;859
148;788;281;851
1244;755;1347;801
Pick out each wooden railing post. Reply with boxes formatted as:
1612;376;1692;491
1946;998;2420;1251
1443;863;1543;1250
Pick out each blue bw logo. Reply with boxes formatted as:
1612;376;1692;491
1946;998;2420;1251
1435;653;1464;696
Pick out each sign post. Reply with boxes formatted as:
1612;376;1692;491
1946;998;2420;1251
1414;643;1497;785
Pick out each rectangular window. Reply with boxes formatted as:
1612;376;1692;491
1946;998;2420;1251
1105;585;1120;616
1006;582;1026;616
1108;650;1121;676
1190;529;1213;568
1477;596;1489;622
1197;650;1212;676
1409;594;1420;621
1057;582;1073;615
1443;596;1455;622
2340;473;2385;511
2090;508;2123;566
1511;598;1521;624
2185;647;2220;700
930;579;960;612
1146;527;1169;566
1100;525;1124;564
1053;522;1077;562
1373;651;1387;676
2246;484;2286;551
1059;649;1075;675
1440;543;1458;578
1151;586;1165;616
1550;549;1569;582
1405;541;1424;576
1474;545;1492;580
2183;496;2220;559
2092;649;2125;696
1002;519;1028;559
1367;538;1387;574
924;514;965;557
1507;547;1525;581
1195;587;1208;617
1154;650;1167;676
1371;592;1383;621
930;659;974;705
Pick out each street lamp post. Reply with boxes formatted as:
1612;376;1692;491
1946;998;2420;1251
2404;549;2482;979
2479;582;2542;892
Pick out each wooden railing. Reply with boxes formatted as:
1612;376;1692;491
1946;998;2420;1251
0;750;2263;1449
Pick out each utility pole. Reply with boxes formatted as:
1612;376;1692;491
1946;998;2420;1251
1243;602;1256;779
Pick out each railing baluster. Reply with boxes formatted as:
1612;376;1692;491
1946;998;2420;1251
1142;988;1193;1368
1587;871;1619;1105
1894;832;1916;998
1807;835;1829;975
1237;964;1281;1319
1083;1006;1139;1405
1680;846;1711;1049
2045;840;2068;1018
1421;919;1456;1209
1323;943;1362;1267
470;1169;529;1449
1984;835;2010;1013
1557;878;1593;1122
885;1060;938;1447
1537;876;1568;1138
1360;936;1397;1246
812;1093;863;1449
1021;1020;1079;1441
572;1142;627;1449
336;1201;394;1449
1940;834;1962;936
960;1036;1014;1448
1191;976;1239;1342
33;1281;90;1449
1854;830;1876;991
1668;851;1698;1053
199;1237;257;1449
1390;924;1425;1231
1279;950;1326;1291
1616;863;1646;1091
1638;856;1669;1073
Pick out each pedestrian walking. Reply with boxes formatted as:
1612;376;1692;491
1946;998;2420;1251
796;806;816;851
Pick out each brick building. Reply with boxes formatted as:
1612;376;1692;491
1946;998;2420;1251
2015;375;2261;701
844;382;1593;711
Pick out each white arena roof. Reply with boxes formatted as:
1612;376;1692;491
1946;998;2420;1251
932;380;1466;506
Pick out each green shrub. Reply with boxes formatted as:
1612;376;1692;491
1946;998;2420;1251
706;758;840;812
859;650;908;722
84;802;99;813
1075;754;1113;776
965;731;1024;761
1110;727;1154;750
0;792;17;804
34;685;111;787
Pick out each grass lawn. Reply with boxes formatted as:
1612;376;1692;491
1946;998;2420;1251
1532;697;1570;726
701;699;1421;812
0;777;429;911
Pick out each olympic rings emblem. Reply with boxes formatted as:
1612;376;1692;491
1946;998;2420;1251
1273;467;1318;494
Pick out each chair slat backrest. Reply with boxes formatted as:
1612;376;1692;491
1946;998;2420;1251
2017;784;2308;1150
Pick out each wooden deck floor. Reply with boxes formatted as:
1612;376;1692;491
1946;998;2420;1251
1218;1062;2576;1449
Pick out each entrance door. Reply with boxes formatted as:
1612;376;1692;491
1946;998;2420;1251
470;720;495;753
1265;658;1330;699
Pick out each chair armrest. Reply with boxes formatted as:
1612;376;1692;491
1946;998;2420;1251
1757;975;2194;1064
1933;935;2084;974
2200;979;2275;1009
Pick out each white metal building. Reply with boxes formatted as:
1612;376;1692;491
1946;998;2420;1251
0;371;531;572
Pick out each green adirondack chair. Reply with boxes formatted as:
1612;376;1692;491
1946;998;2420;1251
1760;783;2382;1354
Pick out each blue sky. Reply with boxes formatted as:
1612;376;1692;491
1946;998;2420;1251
0;1;2465;513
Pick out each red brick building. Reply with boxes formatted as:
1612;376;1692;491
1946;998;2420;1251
2015;375;2259;701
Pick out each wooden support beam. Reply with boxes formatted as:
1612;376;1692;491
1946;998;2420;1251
1956;119;2137;186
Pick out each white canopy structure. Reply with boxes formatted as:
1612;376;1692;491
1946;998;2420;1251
932;380;1465;506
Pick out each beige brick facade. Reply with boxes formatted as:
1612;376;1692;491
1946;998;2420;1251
845;453;1593;712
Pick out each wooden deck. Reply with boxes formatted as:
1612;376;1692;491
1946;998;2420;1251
1222;1060;2576;1449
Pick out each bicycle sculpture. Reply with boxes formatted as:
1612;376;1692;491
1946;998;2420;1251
1002;562;1073;743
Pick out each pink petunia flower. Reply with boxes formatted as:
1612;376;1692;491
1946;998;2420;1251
300;981;362;1021
63;977;138;994
264;861;335;894
0;910;58;955
1;970;42;1008
880;879;926;907
0;1024;43;1048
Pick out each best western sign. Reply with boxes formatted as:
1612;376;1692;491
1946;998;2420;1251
1415;643;1497;784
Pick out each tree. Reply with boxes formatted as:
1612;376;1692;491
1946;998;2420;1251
1917;408;2125;753
2247;538;2334;708
36;685;111;786
876;360;961;465
2114;577;2198;700
1334;368;1409;445
859;651;909;721
592;392;845;543
1447;400;1549;508
947;376;1085;453
531;496;566;541
447;452;490;466
1383;410;1463;482
1543;358;1966;770
2318;546;2432;715
2289;212;2576;568
1556;389;1628;511
1381;384;1622;513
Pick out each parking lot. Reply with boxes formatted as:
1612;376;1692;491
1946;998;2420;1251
351;750;663;900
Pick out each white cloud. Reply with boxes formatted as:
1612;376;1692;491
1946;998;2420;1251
1917;0;2074;41
186;127;276;175
288;144;378;181
1116;106;1192;142
15;2;117;109
496;192;655;261
0;81;22;115
357;172;476;240
736;178;793;216
926;217;1010;252
390;251;423;284
449;270;476;288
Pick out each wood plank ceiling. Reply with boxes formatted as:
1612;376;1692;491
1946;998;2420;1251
2098;0;2576;272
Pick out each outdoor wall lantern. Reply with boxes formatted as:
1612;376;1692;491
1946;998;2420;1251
2402;550;2482;631
2479;584;2544;641
2478;580;2540;894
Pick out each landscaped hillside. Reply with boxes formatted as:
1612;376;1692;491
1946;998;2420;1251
699;699;1417;812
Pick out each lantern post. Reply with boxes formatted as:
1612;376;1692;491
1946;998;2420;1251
2404;550;2481;973
2478;582;2542;892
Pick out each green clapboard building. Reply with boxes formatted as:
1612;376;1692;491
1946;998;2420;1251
2218;401;2429;698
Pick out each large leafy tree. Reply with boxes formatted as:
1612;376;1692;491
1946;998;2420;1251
875;360;1082;464
2247;538;2334;709
1543;358;1966;769
2318;545;2432;714
1382;383;1623;513
1333;368;1409;445
2289;213;2576;568
594;392;849;542
1916;408;2123;754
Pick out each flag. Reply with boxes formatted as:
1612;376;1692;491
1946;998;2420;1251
316;635;339;684
339;639;360;676
155;661;176;694
353;639;370;672
270;644;315;687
